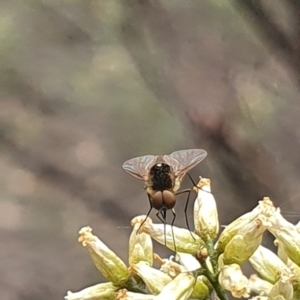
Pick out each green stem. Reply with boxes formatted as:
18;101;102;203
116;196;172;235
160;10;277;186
125;276;148;294
202;262;228;300
195;246;229;300
206;239;219;274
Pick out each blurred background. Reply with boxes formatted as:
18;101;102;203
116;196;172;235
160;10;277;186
1;0;300;299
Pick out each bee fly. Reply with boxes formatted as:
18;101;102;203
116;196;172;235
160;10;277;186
122;149;207;246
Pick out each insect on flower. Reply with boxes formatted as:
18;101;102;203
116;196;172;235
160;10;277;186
122;149;207;237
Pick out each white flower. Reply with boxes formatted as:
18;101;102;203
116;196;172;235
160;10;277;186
190;276;210;299
129;215;153;266
249;245;292;284
116;289;154;300
215;197;275;254
154;254;183;278
223;218;266;265
268;275;294;300
78;227;130;285
218;264;250;298
139;217;204;254
248;274;273;296
153;272;196;300
65;282;117;300
267;211;300;266
193;178;219;240
175;252;201;272
129;261;172;295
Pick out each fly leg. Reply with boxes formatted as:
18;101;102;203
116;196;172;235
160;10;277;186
156;206;167;247
137;193;153;234
186;173;211;194
186;172;198;188
175;189;196;240
170;208;177;252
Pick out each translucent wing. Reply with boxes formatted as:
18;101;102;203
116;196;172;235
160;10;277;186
163;149;207;176
122;155;158;180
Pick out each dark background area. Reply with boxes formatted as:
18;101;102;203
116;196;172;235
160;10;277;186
1;1;300;299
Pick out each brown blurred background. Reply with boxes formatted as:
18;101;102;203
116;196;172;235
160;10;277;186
1;0;300;299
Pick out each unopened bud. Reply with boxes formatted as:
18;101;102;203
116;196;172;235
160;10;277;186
65;282;117;300
248;274;273;296
175;252;201;272
78;227;130;285
223;218;266;265
268;275;294;300
194;178;219;240
153;272;196;300
116;289;154;300
249;245;292;284
215;197;275;254
218;264;250;298
154;254;182;277
129;261;172;295
268;211;300;266
139;217;205;253
129;215;153;266
190;276;210;299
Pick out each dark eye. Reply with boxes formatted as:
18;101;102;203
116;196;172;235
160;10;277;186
151;192;163;210
151;191;175;210
162;190;175;209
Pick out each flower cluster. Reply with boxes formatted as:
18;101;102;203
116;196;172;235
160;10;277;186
65;178;300;300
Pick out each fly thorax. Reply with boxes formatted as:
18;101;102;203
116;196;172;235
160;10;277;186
149;163;174;191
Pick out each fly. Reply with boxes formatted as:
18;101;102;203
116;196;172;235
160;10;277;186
122;149;207;246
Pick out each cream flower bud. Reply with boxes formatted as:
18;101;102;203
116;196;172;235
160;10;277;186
268;211;300;266
116;289;154;300
190;276;210;299
139;218;205;253
65;282;117;300
215;197;275;254
296;220;300;234
268;275;294;300
78;227;130;285
223;218;266;265
154;254;183;277
275;239;289;264
193;178;219;240
129;216;153;266
129;261;172;295
249;245;292;284
284;257;300;296
248;274;273;296
153;272;196;300
218;264;250;298
175;252;201;272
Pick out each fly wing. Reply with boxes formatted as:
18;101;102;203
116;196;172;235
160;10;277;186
163;149;207;177
122;155;158;180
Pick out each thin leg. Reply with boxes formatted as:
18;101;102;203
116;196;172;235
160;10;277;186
175;189;191;231
186;173;211;194
156;207;167;246
137;194;153;234
171;208;176;252
186;172;198;187
156;208;165;223
175;189;195;240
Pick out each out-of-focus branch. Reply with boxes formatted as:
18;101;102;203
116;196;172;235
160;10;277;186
232;0;300;84
119;0;184;113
